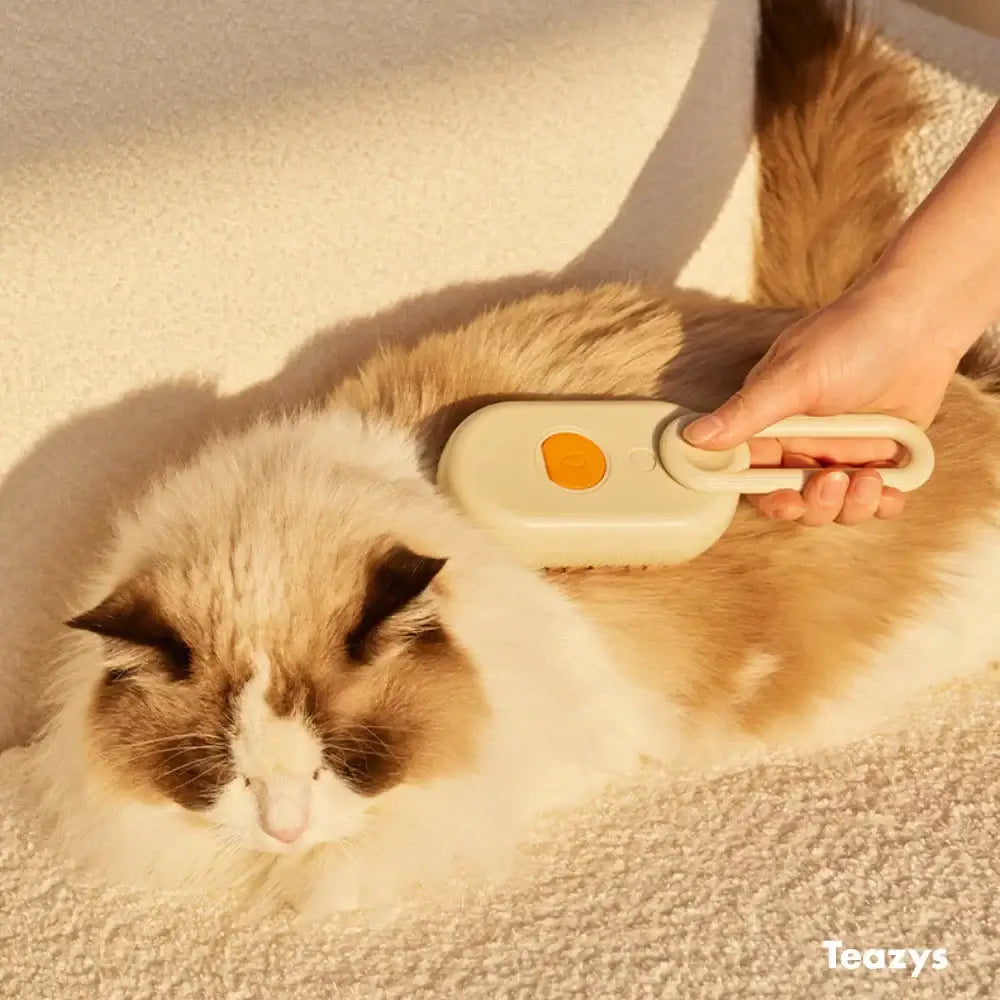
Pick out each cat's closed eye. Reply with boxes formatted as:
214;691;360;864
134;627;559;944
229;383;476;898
67;585;193;682
344;545;447;663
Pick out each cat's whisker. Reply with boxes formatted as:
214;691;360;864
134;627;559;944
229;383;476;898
157;755;232;784
114;732;227;751
323;742;406;766
336;839;362;872
122;743;230;765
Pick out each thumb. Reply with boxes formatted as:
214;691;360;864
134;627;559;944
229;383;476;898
683;373;803;450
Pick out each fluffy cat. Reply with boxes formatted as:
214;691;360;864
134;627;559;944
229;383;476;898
31;1;1000;917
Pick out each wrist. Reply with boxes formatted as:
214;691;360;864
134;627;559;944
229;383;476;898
852;253;990;365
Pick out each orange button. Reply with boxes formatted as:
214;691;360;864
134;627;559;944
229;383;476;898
540;432;607;490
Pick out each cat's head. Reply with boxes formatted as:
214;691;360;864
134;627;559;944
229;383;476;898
63;410;489;856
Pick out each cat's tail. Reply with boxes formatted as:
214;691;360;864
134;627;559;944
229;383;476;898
752;0;927;311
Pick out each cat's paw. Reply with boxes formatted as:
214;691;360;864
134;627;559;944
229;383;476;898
285;863;410;927
280;855;365;922
285;865;364;924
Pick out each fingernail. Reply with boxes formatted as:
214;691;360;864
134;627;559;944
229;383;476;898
685;416;722;445
853;475;881;504
819;471;849;505
774;505;799;521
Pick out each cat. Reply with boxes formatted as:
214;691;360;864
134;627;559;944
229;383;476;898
30;0;1000;918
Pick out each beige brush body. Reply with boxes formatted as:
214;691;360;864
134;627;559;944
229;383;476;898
435;400;936;568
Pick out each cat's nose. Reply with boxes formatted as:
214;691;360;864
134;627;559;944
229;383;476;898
263;817;307;844
253;779;310;844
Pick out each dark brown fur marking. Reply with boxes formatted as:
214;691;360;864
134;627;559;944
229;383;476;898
69;585;193;683
90;669;238;810
345;545;447;662
324;717;409;796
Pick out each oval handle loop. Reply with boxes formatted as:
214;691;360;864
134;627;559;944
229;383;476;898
659;413;935;495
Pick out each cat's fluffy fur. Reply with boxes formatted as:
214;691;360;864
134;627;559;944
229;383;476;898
32;0;1000;916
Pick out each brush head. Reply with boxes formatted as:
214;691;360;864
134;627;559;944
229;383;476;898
435;400;744;568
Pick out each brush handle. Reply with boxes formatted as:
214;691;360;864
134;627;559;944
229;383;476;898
660;413;935;495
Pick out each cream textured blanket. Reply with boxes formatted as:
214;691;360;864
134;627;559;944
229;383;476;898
2;1;999;997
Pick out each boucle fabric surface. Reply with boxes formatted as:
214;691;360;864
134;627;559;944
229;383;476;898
1;1;999;998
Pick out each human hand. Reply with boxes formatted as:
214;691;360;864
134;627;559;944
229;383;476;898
682;281;965;525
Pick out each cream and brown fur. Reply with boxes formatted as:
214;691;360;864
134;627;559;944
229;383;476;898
32;0;1000;917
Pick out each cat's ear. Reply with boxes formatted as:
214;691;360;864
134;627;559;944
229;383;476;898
346;544;447;662
67;582;193;681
